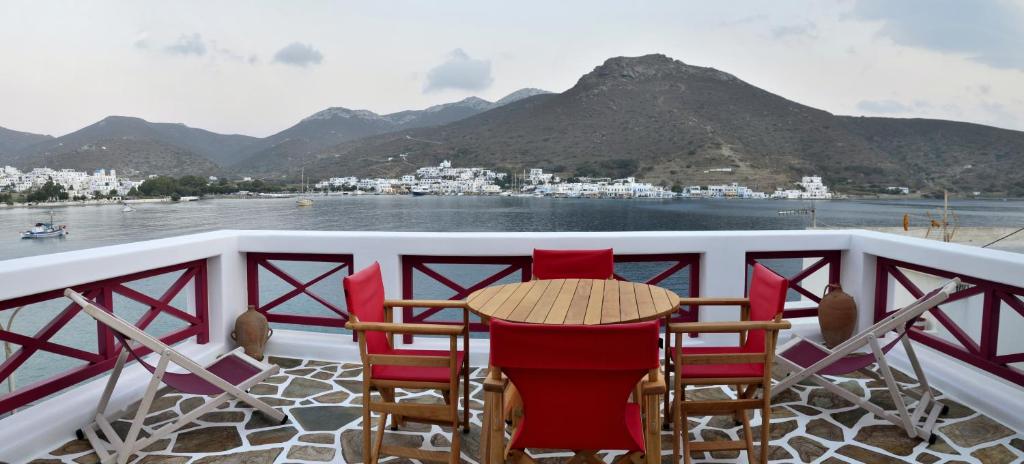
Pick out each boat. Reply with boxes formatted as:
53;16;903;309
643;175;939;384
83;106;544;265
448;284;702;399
296;168;314;207
411;185;430;196
21;211;68;239
121;202;134;212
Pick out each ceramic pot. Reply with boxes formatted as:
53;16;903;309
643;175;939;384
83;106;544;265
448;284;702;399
818;283;857;348
232;305;273;360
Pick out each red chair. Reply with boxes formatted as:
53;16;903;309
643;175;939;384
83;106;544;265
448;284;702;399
666;263;790;463
344;262;470;464
482;319;665;463
532;248;615;280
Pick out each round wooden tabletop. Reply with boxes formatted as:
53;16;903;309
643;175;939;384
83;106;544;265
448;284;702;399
466;278;680;325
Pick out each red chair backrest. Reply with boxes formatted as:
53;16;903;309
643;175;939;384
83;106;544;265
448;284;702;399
343;262;390;355
532;248;614;280
744;264;789;352
489;319;659;451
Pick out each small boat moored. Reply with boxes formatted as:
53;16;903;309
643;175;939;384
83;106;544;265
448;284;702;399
21;212;68;239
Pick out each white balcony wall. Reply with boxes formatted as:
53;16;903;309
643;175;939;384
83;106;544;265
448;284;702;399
0;229;1022;460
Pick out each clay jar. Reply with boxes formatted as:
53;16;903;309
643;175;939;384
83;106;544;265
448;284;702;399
818;284;857;348
232;305;273;360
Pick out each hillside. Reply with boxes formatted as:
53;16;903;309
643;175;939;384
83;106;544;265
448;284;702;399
27;138;219;177
291;54;1024;195
0;126;52;162
15;116;258;167
232;88;550;174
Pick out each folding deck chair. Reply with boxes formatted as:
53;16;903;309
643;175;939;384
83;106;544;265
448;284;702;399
65;289;287;464
771;278;960;442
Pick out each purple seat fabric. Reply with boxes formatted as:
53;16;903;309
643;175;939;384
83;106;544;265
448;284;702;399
119;333;261;395
779;335;904;376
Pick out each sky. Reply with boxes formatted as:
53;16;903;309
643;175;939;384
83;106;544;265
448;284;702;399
0;0;1022;138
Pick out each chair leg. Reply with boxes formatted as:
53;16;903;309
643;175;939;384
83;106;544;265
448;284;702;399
379;387;401;430
759;402;771;464
739;409;754;464
373;411;388;463
462;366;470;433
450;416;462;464
362;383;373;464
672;381;682;462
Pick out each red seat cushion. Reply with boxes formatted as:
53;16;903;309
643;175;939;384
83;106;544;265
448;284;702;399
371;349;466;383
674;345;764;379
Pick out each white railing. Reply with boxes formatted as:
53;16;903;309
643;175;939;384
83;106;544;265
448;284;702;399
0;229;1022;460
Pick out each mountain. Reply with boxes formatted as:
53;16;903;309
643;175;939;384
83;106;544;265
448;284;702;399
231;88;552;174
28;138;220;177
16;116;259;167
292;54;1024;195
0;126;52;162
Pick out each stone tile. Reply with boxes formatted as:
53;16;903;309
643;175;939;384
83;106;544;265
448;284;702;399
699;429;739;459
28;460;64;464
138;456;189;464
925;435;956;454
299;433;335;444
245;411;287;430
939;415;1015;448
72;453;99;464
837;380;865;397
868;389;897;410
916;453;940;464
806;417;844;442
143;410;179;426
282;377;333;398
247;426;298;445
311;371;334;380
771;388;801;404
172;426;242;453
750;445;792;461
808;389;854;409
769;405;797;419
938;399;974;419
141;438;171;452
249;384;279;395
821;458;852;464
180;397;204;414
192;448;284;464
338;367;363;378
970;444;1017;464
831;408;868;428
853;425;920;456
789;404;822;416
305;360;337;367
789;436;828;462
836;444;906;464
268;356;303;368
1011;437;1024;452
284;367;316;376
313;389;351;404
341;429;425;463
256;397;294;407
51;439;92;455
750;419;797;441
198;411;246;422
149;394;182;412
291;405;362;431
263;375;288;384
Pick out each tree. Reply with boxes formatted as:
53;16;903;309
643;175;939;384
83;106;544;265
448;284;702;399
26;181;68;202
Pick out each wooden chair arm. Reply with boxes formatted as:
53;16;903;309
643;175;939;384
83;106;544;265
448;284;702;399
483;375;509;393
668;320;792;334
346;321;466;336
678;297;750;307
383;299;468;309
641;370;666;395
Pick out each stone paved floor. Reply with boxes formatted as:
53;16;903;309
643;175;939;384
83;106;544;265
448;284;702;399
31;356;1024;463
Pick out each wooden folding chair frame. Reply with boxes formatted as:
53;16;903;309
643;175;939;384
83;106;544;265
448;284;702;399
481;365;665;464
64;289;285;464
772;279;960;442
346;298;471;464
669;318;791;464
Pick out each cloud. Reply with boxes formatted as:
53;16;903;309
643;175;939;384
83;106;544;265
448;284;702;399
164;33;207;56
857;99;911;114
771;21;818;39
847;0;1024;69
272;42;324;67
424;49;494;93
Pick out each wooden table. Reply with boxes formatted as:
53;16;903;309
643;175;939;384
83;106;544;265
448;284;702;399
466;278;680;325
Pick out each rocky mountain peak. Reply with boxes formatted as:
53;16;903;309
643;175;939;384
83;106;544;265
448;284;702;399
574;54;738;92
302;107;382;122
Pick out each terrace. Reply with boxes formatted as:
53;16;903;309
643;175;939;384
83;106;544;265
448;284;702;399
2;230;1023;463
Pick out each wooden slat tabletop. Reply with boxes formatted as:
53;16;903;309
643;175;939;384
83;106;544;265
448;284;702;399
467;278;680;325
